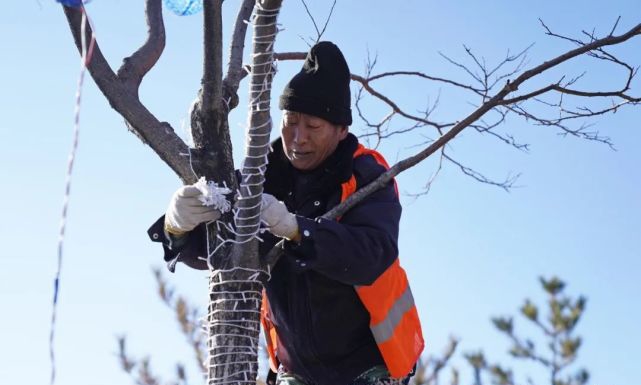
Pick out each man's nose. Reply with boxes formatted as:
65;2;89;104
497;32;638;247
293;126;307;144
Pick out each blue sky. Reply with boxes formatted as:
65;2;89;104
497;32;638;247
1;1;639;385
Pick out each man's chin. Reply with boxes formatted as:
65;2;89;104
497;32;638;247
290;158;318;171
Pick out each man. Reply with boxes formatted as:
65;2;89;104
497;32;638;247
149;42;423;385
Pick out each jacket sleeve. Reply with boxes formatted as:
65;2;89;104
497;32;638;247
283;157;401;286
147;215;281;272
148;171;243;272
147;215;209;271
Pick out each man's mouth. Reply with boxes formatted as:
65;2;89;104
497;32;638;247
291;150;312;159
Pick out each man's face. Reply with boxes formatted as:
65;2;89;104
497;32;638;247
281;111;348;171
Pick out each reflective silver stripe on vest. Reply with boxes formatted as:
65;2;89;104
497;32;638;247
369;286;415;345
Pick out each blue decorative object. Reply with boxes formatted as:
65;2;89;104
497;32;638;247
164;0;203;16
56;0;91;7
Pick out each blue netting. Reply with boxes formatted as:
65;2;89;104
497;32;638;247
164;0;203;16
56;0;91;7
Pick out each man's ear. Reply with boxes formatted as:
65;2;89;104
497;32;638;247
338;125;349;140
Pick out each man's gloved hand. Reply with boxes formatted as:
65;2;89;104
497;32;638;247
261;193;300;241
165;185;221;236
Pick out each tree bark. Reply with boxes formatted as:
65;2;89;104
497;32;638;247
205;1;282;383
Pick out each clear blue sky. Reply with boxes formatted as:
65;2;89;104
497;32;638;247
1;1;639;385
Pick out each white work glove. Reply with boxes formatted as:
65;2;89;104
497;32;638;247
261;193;299;240
164;185;221;236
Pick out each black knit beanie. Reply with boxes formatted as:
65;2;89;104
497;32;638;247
279;41;352;126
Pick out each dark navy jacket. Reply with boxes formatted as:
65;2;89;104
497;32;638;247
148;134;402;385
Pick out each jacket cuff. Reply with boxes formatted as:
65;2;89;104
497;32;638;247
284;216;320;272
148;215;168;244
148;215;208;272
148;215;188;253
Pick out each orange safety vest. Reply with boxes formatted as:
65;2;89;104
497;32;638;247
261;144;424;378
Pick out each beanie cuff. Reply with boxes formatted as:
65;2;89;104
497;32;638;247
279;95;352;126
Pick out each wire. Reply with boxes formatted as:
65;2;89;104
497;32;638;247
50;7;95;385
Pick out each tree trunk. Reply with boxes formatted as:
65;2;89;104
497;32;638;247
204;1;282;383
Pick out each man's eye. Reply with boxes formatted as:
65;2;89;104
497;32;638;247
308;125;320;129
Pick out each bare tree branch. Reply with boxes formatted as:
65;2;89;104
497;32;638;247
190;0;237;187
299;0;337;42
274;51;307;60
443;153;521;191
485;45;532;91
62;4;194;182
324;21;641;219
609;16;622;36
509;23;641;93
62;6;117;84
299;0;321;39
501;83;640;105
505;103;616;147
351;73;451;131
405;148;445;199
275;51;456;137
440;50;484;86
441;43;534;105
223;0;256;110
261;21;641;267
202;0;224;114
264;25;641;269
116;0;166;91
317;0;337;41
351;49;453;136
469;107;530;151
276;52;462;137
367;71;484;95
